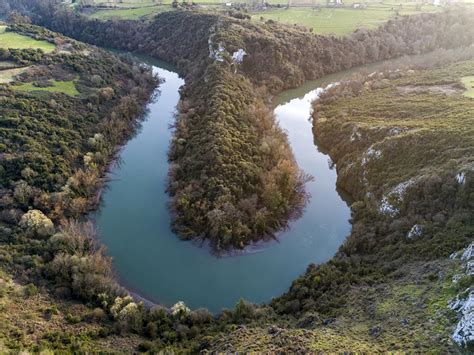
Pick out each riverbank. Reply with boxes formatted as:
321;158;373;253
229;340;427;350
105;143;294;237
269;55;474;351
0;23;160;351
11;3;474;251
95;58;350;312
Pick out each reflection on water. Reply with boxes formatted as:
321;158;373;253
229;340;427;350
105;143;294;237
97;57;351;312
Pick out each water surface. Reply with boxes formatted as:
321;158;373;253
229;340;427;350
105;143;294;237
97;57;351;312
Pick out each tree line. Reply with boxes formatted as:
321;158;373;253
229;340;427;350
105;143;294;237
6;1;473;250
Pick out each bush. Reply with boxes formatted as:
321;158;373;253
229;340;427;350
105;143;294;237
88;307;107;322
47;252;118;303
0;279;8;298
233;299;256;322
19;209;54;238
171;301;190;319
23;283;38;297
137;341;154;352
110;296;143;334
66;313;81;324
188;308;213;324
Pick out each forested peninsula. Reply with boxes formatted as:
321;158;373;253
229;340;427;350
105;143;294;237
0;1;473;352
7;0;474;251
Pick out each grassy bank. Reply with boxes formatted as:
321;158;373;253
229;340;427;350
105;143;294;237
252;3;438;35
0;3;473;351
268;57;474;352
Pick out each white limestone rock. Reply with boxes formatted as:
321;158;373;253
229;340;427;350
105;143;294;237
456;172;466;185
451;290;474;347
461;243;474;261
232;49;246;64
407;224;423;239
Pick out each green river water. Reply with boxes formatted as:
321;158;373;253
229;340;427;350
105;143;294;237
96;57;365;312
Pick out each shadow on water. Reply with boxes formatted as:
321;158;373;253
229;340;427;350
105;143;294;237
96;53;385;312
96;49;469;311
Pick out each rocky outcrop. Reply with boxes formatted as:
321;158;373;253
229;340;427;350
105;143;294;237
449;243;474;348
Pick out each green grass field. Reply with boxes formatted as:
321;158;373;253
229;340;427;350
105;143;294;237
85;0;442;25
87;0;157;5
89;4;172;20
462;76;474;98
0;26;56;52
12;80;79;96
252;4;438;35
89;0;228;4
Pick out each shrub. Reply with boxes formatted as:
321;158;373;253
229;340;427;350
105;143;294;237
19;209;54;238
0;279;8;298
145;321;159;339
47;251;118;303
111;296;143;333
137;341;154;352
65;313;81;324
88;307;107;322
171;301;190;319
24;283;38;297
188;308;213;324
233;299;256;322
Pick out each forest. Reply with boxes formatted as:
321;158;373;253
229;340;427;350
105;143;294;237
0;23;156;221
0;1;473;352
8;0;474;250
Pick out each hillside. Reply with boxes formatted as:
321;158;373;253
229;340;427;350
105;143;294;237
0;23;159;351
273;58;474;351
14;3;474;251
204;57;474;353
0;3;472;353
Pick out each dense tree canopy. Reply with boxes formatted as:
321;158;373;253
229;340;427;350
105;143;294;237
7;1;473;249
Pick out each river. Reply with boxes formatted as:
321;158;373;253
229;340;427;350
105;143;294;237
96;57;355;312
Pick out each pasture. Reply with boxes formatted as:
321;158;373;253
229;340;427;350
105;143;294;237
462;76;474;98
84;0;445;29
89;4;172;20
0;26;56;52
252;3;439;35
12;80;79;96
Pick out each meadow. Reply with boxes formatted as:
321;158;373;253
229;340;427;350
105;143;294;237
0;25;56;52
85;0;160;6
0;66;27;83
12;79;80;96
462;76;474;98
252;3;439;35
89;4;172;20
85;0;440;35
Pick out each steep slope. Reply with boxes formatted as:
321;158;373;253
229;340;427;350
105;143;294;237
268;59;474;352
0;4;472;352
14;2;474;250
0;23;158;351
